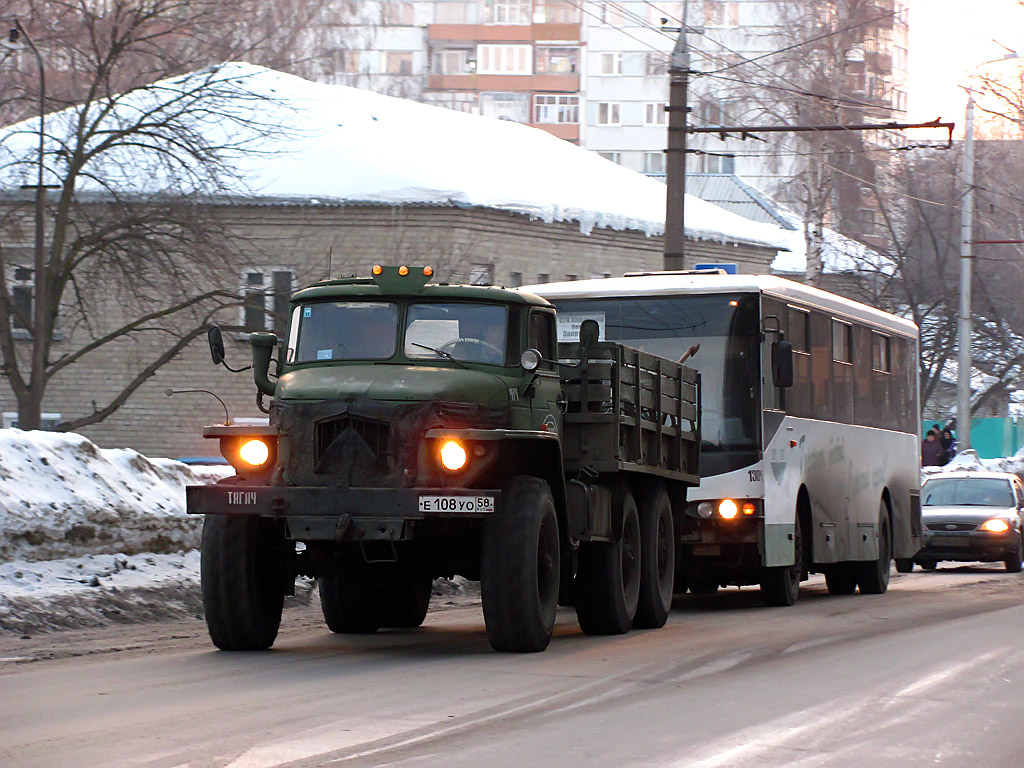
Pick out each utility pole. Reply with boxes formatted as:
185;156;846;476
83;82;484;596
957;94;976;450
664;19;690;270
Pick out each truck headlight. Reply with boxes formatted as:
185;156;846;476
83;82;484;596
440;440;468;471
239;439;270;467
980;518;1010;533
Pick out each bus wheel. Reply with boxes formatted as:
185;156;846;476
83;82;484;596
481;476;560;652
895;558;915;573
824;563;858;595
201;515;286;650
855;503;892;594
576;489;642;634
761;515;802;607
633;483;675;629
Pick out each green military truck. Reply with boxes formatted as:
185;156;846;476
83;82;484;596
187;266;700;653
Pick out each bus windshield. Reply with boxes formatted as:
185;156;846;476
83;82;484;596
551;293;761;472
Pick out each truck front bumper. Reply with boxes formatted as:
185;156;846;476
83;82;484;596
186;484;501;542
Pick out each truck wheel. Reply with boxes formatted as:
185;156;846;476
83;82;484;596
895;558;915;573
318;568;381;634
575;489;642;634
380;571;433;628
201;515;286;650
760;514;802;607
633;483;675;629
855;504;892;594
481;476;560;652
824;563;858;595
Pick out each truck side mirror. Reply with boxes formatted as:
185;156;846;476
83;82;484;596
772;340;794;388
208;326;226;366
578;319;600;351
250;332;279;397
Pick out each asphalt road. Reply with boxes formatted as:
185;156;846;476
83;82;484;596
2;565;1023;768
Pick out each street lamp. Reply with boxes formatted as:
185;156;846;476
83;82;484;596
957;51;1021;451
2;19;50;430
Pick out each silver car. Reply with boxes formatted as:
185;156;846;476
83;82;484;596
903;471;1024;573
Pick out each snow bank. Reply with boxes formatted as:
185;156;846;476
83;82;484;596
922;448;1024;479
0;62;791;250
0;429;229;563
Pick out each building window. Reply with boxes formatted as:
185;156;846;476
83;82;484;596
10;266;32;331
509;271;523;288
470;263;494;285
422;91;479;113
695;153;734;173
596;102;621;125
2;411;62;430
484;0;532;24
645;52;669;75
534;0;579;23
872;332;891;373
535;46;578;73
600;1;624;25
598;151;621;164
242;269;293;335
565;273;578;281
599;52;622;75
434;1;470;23
646;2;683;25
384;52;414;75
477;44;532;75
644;102;667;125
703;0;739;26
432;48;473;74
480;91;530;122
698;99;724;126
382;1;416;24
537;273;550;283
534;94;579;124
832;320;852;364
643;151;665;174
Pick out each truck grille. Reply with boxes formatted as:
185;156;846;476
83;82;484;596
315;415;391;466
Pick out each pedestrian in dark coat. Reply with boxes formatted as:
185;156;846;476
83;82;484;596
940;428;956;464
922;432;946;466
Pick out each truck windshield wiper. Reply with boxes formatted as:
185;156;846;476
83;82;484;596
411;342;467;369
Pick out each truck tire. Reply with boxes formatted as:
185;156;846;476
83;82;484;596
633;483;674;629
855;504;892;594
319;569;381;634
824;563;858;595
380;571;433;628
481;476;560;653
201;514;286;651
575;488;642;635
761;514;802;607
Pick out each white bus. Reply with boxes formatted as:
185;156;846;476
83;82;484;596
529;272;922;606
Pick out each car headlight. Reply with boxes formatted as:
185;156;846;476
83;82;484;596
980;518;1010;533
440;440;468;471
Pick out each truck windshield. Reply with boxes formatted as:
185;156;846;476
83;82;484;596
550;293;761;473
287;301;398;362
405;303;508;365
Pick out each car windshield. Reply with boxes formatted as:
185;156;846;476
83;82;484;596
922;477;1015;507
404;303;508;365
287;301;398;362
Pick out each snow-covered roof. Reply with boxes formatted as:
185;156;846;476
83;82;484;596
0;63;791;251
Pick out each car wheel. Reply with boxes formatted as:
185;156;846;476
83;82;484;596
895;558;914;573
1004;535;1023;573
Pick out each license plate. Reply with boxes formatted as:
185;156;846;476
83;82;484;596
419;495;494;514
930;536;965;547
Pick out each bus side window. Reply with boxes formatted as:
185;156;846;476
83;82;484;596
529;311;556;368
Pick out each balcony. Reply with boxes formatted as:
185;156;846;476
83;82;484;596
428;23;581;43
427;73;579;92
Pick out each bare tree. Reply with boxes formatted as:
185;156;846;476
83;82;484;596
0;0;323;430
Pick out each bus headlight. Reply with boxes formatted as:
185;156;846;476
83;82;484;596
440;440;468;471
239;439;270;467
718;499;739;519
697;502;713;518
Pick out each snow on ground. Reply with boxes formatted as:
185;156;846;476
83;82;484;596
0;429;230;563
0;63;791;250
922;448;1024;478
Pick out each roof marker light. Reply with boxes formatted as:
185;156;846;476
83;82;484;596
423;266;433;277
372;264;383;275
399;265;409;276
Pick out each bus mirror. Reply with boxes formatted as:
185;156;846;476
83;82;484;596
208;326;225;366
578;319;600;351
773;340;794;388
